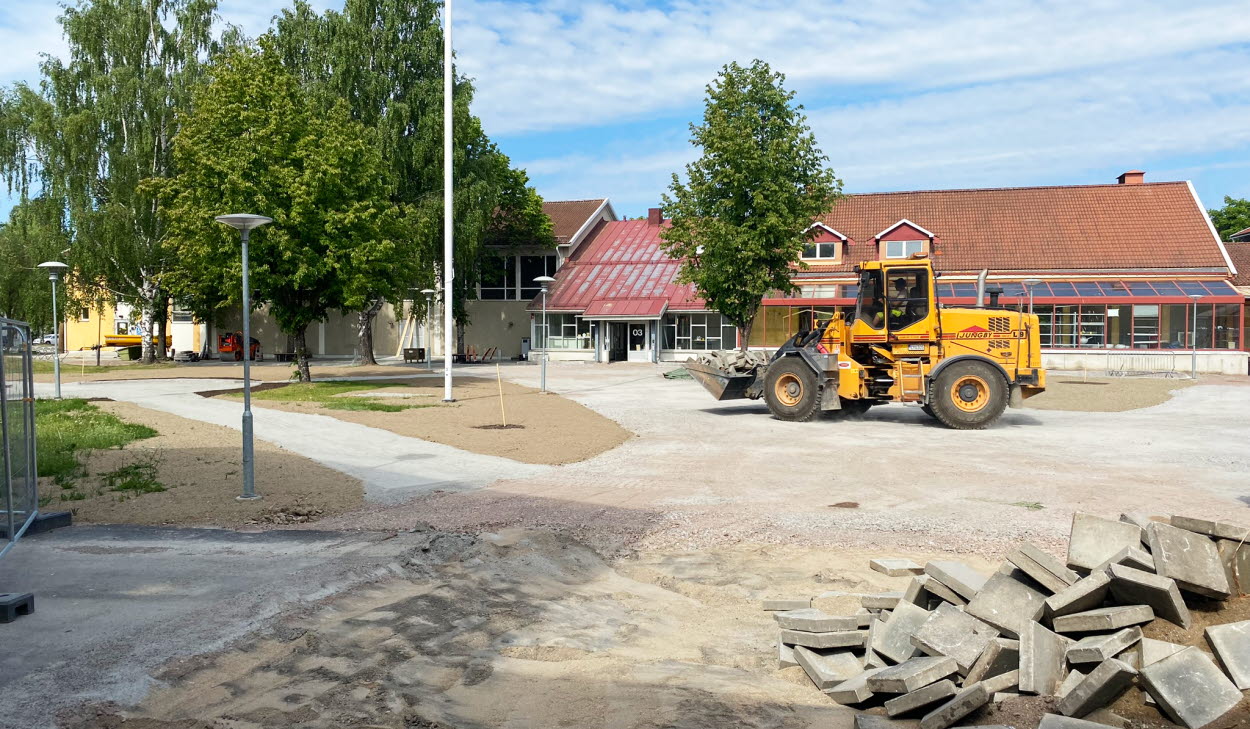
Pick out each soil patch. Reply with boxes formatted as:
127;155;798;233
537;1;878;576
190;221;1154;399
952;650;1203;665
217;377;632;465
38;401;363;527
1024;376;1195;411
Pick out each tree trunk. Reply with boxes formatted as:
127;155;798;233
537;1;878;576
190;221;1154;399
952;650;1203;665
293;326;312;383
455;320;465;359
137;278;159;364
739;316;754;352
154;294;168;360
355;299;384;366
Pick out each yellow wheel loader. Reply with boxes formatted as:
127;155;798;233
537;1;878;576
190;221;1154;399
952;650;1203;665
684;257;1046;429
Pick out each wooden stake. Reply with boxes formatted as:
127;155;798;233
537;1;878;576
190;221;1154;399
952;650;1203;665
496;362;507;426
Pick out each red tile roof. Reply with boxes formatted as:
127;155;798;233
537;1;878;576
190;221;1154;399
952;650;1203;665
531;219;703;313
807;181;1228;275
1226;241;1250;288
1232;226;1250;242
542;199;608;244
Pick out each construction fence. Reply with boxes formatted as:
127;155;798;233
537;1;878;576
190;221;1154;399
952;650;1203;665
1;318;37;559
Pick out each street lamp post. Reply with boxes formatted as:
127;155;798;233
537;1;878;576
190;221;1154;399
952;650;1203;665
1188;293;1202;380
37;262;69;399
214;213;272;502
421;288;437;370
534;275;555;393
442;0;455;403
1022;278;1043;315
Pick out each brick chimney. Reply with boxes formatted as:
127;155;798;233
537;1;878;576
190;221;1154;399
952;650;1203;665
647;207;663;226
1117;170;1145;185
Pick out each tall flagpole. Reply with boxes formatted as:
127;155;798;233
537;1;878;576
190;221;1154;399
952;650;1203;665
442;0;455;402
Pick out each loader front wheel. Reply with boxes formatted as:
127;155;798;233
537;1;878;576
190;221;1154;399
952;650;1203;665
764;358;821;422
931;360;1008;430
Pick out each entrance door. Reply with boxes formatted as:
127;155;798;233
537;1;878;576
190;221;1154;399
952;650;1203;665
609;323;628;362
629;324;645;352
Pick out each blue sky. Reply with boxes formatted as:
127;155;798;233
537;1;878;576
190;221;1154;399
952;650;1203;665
4;0;1250;219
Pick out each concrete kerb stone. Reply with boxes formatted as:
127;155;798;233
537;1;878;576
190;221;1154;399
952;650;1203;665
911;603;1000;674
1045;570;1111;618
965;568;1047;638
779;638;798;669
924;561;989;602
775;609;861;633
1067;513;1143;572
1052;605;1154;634
1216;539;1248;597
1205;619;1250;690
868;655;960;694
1106;563;1191;628
1020;621;1071;695
1140;647;1244;729
1139;637;1186;667
872;558;925;577
763;598;812;611
965;637;1019;684
1008;543;1080;593
1146;521;1231;599
904;575;967;608
1057;658;1137;718
1056;669;1086;699
864;592;905;610
918;682;992;729
826;666;888;705
1171;515;1250;542
885;679;958;717
793;645;865;689
1094;545;1156;574
980;669;1020;695
874;600;931;664
1120;512;1156;533
780;628;867;649
1066;627;1141;664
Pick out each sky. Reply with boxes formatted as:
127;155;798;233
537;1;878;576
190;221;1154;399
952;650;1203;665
3;0;1250;219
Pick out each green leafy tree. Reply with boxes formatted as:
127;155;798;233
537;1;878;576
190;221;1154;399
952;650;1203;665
661;60;841;350
152;47;403;382
0;0;231;363
0;198;70;334
1209;196;1250;241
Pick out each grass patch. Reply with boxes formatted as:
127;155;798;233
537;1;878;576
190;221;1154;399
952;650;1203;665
32;360;178;375
103;457;165;494
36;399;158;484
1010;501;1046;511
243;380;431;412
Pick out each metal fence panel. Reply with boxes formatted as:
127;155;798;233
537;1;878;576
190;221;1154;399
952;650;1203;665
1104;352;1180;378
1;318;37;559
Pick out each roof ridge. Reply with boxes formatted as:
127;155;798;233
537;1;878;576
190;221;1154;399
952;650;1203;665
844;181;1188;197
544;198;608;204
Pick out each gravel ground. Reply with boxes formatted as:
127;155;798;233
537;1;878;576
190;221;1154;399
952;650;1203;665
1023;374;1197;411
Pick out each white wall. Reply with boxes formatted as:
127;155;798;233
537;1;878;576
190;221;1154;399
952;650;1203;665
1042;350;1248;376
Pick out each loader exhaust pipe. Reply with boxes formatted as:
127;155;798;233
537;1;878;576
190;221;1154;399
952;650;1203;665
974;269;988;308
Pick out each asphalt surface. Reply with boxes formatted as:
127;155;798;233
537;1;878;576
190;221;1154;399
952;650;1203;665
0;524;428;728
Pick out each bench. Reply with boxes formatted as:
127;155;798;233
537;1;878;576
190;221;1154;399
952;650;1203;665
403;347;425;363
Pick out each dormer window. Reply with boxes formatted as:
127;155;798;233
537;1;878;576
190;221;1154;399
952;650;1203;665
802;241;839;259
886;240;925;259
801;223;846;262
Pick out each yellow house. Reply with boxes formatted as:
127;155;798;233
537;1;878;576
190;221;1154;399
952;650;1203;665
61;298;202;356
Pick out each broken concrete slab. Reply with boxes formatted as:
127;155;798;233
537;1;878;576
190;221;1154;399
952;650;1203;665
1066;627;1142;664
855;608;876;628
1140;637;1186;667
1039;714;1120;729
826;666;888;705
1052;605;1154;633
1045;570;1111;618
981;668;1019;694
1008;543;1080;593
1171;515;1250;542
1058;658;1137;718
1216;539;1248;597
925;561;989;601
911;603;1000;674
869;655;960;693
965;568;1047;638
1146;522;1231;599
1140;647;1243;729
779;628;866;649
904;574;967;607
1120;512;1156;533
991;691;1021;702
1020;621;1071;695
778;637;798;669
873;600;930;664
763;598;811;611
1068;512;1143;572
1106;563;1191;628
793;645;865;689
1094;545;1156;573
918;682;991;729
775;608;861;632
863;592;905;610
885;678;958;717
1056;669;1086;699
965;637;1019;684
872;558;925;577
1205;619;1250;690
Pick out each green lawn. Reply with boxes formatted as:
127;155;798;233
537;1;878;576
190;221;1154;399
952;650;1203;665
36;399;158;483
247;380;436;413
32;359;178;375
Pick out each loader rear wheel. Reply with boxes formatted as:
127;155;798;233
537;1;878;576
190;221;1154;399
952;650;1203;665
764;358;821;422
930;360;1008;430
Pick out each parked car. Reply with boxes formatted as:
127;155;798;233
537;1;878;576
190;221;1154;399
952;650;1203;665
33;333;58;345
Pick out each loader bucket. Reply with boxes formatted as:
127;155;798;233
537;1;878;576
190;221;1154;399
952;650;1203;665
683;359;758;401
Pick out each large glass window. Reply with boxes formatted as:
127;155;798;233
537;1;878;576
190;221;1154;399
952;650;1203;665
1159;305;1188;349
1107;305;1132;347
1035;305;1054;347
1132;305;1160;349
1077;306;1105;348
519;255;557;299
1052;305;1078;347
479;255;517;300
535;313;590;349
885;240;924;259
1215;304;1240;349
663;313;737;350
883;269;929;330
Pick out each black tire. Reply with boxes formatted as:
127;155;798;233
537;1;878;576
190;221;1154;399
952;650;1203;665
763;357;821;422
930;360;1008;430
921;404;936;419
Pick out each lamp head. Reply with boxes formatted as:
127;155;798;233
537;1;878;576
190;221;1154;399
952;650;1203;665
1188;294;1202;301
421;288;437;296
215;214;273;232
533;276;555;284
1022;278;1043;287
38;261;69;280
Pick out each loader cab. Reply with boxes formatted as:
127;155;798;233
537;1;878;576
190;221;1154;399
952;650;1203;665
850;260;936;341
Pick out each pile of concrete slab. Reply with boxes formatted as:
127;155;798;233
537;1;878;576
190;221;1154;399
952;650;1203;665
766;513;1249;729
692;349;771;374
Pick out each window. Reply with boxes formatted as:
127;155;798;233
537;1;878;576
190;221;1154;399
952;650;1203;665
78;307;90;322
1035;305;1054;347
883;269;929;330
478;254;558;300
1132;305;1159;349
1052;305;1077;347
1215;304;1240;349
535;313;590;349
801;241;839;260
854;269;885;330
885;240;924;259
519;255;557;299
1077;306;1106;348
662;313;737;350
172;302;194;323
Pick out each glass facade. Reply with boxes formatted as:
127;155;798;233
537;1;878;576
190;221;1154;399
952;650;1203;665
1032;302;1243;349
662;313;738;350
535;313;591;349
479;254;557;300
748;305;854;347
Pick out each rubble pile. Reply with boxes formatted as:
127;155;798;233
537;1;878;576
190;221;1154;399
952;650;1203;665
767;513;1249;729
690;349;770;375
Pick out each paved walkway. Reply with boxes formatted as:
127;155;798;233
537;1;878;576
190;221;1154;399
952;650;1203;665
35;377;547;504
